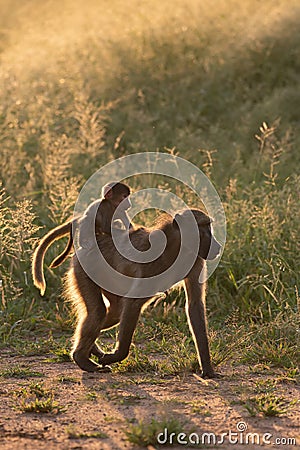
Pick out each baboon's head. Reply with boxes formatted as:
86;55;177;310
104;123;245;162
173;209;221;261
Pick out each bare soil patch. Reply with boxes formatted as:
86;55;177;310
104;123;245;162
0;350;299;449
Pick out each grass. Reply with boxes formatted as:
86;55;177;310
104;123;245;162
0;366;43;379
125;417;185;447
48;346;72;362
85;391;98;402
15;382;64;414
113;345;160;374
244;393;296;417
237;376;299;417
57;375;79;384
0;0;299;378
19;396;62;414
190;400;212;417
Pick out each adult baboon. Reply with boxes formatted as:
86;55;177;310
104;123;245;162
32;209;221;378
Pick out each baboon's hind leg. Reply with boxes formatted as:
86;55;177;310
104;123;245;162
71;275;107;372
99;298;146;366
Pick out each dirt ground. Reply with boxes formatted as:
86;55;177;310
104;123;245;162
0;350;299;450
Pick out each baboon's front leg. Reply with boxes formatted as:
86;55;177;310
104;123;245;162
99;298;145;366
184;276;215;378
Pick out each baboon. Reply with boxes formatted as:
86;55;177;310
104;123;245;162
50;181;132;269
32;209;221;378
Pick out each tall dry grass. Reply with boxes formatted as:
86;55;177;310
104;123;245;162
0;0;298;368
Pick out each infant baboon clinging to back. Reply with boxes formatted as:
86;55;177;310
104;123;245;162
32;206;221;378
50;181;133;269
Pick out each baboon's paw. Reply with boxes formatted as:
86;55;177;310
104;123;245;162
73;352;102;372
201;370;222;379
98;365;112;373
97;353;118;366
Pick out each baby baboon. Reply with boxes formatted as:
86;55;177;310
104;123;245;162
32;209;221;378
50;181;132;269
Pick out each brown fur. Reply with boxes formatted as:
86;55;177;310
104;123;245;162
50;182;131;269
32;220;73;295
32;209;221;378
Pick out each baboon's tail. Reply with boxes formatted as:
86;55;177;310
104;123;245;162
32;221;72;296
49;234;74;269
